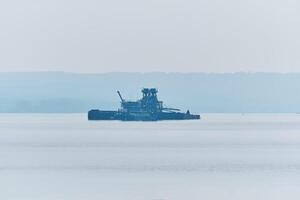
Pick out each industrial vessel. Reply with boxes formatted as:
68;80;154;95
88;88;200;121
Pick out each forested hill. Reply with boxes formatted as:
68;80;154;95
1;72;300;113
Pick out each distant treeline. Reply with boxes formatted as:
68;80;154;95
1;72;300;113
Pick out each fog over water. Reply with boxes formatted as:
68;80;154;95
1;114;300;199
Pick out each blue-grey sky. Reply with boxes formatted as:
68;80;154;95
0;0;299;73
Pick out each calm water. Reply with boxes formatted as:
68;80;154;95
1;114;300;200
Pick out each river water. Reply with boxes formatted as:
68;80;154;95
1;114;300;200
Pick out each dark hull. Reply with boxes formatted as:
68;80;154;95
88;109;200;121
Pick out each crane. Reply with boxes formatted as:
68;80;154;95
117;91;125;102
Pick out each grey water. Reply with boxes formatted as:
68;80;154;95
1;114;300;200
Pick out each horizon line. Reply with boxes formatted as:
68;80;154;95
1;71;300;75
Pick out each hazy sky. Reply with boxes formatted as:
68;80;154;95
0;0;299;73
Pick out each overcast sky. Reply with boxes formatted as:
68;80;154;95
0;0;299;73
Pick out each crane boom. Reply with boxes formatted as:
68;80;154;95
162;107;180;111
117;91;124;102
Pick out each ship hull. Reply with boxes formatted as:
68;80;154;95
88;109;200;121
88;110;119;120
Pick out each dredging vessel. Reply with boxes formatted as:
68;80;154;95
88;88;200;121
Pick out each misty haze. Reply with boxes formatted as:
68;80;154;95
1;72;300;113
1;0;300;199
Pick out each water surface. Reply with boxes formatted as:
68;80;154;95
1;114;300;200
